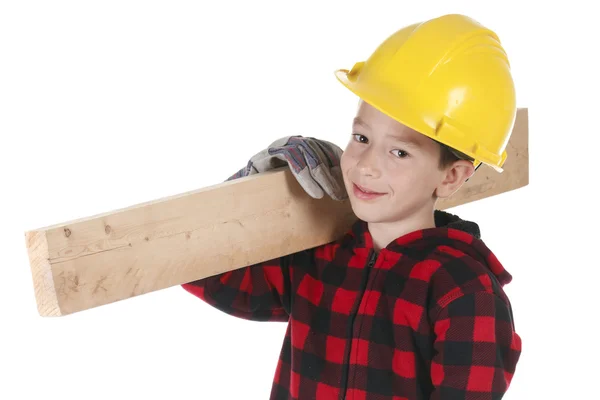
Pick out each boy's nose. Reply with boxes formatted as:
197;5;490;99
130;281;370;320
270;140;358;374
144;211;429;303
356;148;381;178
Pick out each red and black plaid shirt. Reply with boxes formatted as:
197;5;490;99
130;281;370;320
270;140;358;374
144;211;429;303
182;211;521;399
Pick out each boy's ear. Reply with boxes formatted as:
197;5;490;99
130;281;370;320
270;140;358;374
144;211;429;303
435;160;476;198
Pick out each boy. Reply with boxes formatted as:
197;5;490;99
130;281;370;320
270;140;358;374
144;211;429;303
183;13;521;400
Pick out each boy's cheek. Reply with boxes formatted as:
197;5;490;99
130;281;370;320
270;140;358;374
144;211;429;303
339;153;352;181
340;150;347;170
340;146;355;165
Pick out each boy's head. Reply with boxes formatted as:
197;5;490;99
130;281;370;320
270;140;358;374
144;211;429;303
340;100;475;225
335;14;516;232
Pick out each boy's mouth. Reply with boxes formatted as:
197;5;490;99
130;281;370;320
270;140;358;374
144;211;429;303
353;183;385;199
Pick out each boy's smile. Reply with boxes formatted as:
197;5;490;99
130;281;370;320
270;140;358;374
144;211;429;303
340;100;474;250
352;182;386;199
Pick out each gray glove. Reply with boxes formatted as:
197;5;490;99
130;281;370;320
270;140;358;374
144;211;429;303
226;135;348;201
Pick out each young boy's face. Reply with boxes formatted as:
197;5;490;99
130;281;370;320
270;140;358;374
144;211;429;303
340;100;452;225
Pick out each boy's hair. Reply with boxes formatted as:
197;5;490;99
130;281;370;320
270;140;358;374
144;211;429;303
437;141;475;170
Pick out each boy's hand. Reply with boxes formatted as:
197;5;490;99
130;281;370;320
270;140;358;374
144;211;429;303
226;135;348;201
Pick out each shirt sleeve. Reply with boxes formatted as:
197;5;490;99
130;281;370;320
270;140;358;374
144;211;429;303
181;250;311;322
429;291;522;399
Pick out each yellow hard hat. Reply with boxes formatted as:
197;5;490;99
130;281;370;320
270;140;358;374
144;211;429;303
335;14;516;173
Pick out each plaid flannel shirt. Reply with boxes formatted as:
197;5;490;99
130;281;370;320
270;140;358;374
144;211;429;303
183;211;521;399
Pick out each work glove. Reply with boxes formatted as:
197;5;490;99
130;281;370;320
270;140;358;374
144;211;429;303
226;135;348;201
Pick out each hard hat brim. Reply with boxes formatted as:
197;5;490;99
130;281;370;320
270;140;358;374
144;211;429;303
334;68;502;173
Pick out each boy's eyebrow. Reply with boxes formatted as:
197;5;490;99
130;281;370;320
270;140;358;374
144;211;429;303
353;117;371;129
385;133;422;148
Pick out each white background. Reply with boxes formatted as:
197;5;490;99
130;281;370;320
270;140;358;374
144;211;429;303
1;1;597;399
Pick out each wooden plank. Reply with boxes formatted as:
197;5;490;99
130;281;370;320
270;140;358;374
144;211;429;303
24;108;528;317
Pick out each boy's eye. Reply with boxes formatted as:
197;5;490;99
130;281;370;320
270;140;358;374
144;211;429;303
352;134;409;158
392;149;409;158
352;133;368;143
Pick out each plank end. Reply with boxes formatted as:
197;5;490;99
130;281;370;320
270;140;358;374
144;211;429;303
25;230;63;317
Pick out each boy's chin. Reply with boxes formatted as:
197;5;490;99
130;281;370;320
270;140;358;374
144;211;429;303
350;205;389;224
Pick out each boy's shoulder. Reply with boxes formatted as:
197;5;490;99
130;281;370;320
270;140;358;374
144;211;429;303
418;233;512;310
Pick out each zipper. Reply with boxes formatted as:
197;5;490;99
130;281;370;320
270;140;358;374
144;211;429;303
339;249;377;400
